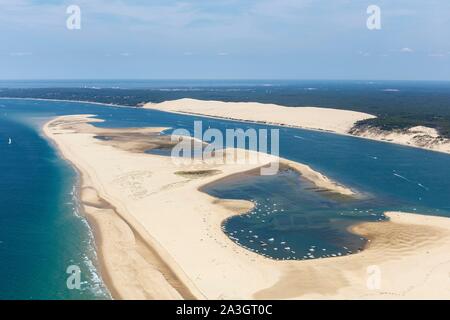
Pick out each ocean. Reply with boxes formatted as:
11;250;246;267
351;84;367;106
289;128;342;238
0;80;449;299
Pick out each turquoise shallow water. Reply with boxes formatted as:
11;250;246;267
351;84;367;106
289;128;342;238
0;114;110;299
0;94;450;298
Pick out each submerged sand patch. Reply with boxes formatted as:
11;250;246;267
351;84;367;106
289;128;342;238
175;170;222;179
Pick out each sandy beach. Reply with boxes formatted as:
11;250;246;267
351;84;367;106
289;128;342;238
144;98;450;154
350;125;450;154
144;98;376;134
44;114;450;300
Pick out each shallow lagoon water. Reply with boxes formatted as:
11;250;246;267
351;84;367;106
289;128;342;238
204;169;384;260
1;97;450;297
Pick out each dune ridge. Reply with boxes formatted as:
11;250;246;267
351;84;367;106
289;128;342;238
144;98;450;155
144;98;375;134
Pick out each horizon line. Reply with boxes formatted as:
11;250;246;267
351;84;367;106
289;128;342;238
1;78;450;82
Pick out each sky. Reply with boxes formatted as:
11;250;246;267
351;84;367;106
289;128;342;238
0;0;449;80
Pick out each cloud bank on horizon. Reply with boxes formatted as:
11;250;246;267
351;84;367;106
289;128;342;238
0;0;449;80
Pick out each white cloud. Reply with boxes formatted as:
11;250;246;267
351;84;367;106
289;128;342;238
9;52;32;56
428;53;445;57
400;47;414;53
250;0;313;18
357;51;370;57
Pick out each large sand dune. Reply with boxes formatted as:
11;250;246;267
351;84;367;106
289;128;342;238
144;98;376;134
44;115;450;300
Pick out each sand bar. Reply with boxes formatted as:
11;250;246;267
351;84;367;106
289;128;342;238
44;115;450;299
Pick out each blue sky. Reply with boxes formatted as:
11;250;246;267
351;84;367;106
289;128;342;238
1;0;449;80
